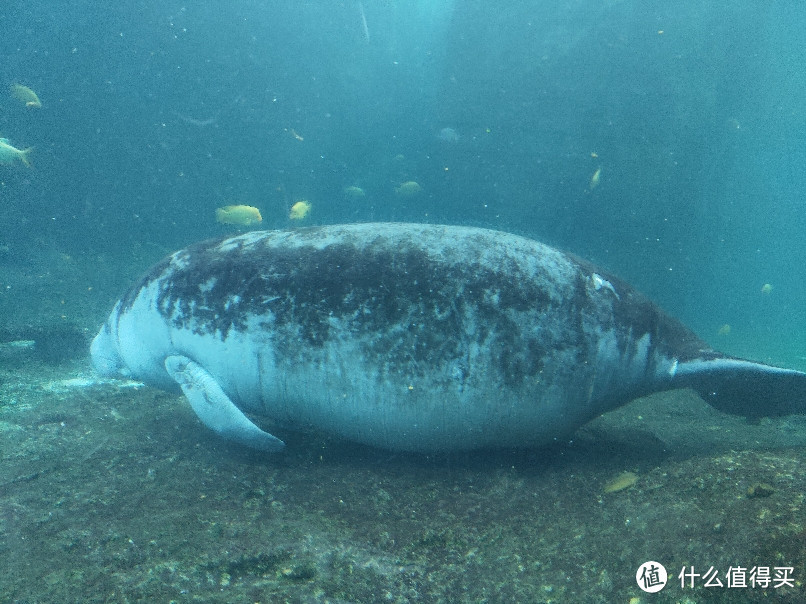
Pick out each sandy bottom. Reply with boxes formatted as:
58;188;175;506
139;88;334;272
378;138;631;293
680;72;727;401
1;355;805;603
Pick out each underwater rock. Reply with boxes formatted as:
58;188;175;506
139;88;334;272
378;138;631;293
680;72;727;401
746;483;775;498
0;323;88;365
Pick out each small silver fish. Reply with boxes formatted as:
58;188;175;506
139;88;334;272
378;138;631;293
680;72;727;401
0;138;32;167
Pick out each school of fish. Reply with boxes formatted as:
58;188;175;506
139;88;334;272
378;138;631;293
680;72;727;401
2;84;39;168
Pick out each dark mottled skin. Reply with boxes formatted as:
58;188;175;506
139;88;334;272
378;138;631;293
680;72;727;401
117;227;711;391
569;254;715;362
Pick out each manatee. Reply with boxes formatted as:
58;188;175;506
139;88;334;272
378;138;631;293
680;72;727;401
90;223;806;452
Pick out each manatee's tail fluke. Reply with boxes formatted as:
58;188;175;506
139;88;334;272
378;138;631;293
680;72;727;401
672;357;806;418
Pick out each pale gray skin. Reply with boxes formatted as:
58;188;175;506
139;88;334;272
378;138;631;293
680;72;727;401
91;223;806;452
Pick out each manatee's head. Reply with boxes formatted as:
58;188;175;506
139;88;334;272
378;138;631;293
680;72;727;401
90;315;127;378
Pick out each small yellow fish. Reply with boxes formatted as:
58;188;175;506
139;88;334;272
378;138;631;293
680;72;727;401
10;84;41;108
215;205;262;226
761;283;773;295
603;471;638;493
717;324;731;336
0;138;32;167
289;200;311;220
344;185;366;199
395;181;422;196
589;166;602;190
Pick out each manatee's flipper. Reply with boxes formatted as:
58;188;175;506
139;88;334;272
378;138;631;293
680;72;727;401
672;357;806;419
164;355;285;452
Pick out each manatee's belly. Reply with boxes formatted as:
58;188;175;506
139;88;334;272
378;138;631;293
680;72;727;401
260;368;586;451
187;324;600;451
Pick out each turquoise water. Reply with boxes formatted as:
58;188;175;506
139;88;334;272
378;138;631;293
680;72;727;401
2;2;806;602
3;2;805;366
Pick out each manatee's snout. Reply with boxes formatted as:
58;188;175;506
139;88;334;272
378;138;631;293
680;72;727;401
90;323;125;377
